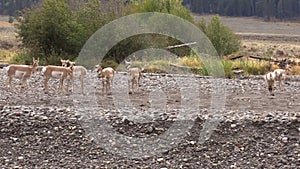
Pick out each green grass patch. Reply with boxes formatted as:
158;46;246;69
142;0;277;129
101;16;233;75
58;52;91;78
232;60;271;75
0;49;17;62
8;49;33;64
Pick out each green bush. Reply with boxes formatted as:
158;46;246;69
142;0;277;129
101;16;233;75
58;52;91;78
232;60;271;75
129;0;194;22
198;66;208;76
46;55;63;66
243;61;270;75
222;60;234;78
8;16;14;23
16;0;85;62
197;15;241;56
9;50;32;64
0;50;10;60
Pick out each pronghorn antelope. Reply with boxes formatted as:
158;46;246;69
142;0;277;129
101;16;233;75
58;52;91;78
61;59;87;93
273;65;291;90
125;60;142;94
42;64;74;93
95;64;115;95
264;71;276;96
5;57;39;91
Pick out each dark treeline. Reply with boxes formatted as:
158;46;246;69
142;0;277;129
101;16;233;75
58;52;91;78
183;0;300;20
0;0;89;16
0;0;40;15
2;0;300;20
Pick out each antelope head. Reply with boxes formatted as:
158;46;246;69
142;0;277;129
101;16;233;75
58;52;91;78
61;59;73;67
31;57;39;74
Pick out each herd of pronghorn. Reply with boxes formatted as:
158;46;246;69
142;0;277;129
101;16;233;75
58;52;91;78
2;57;291;96
3;57;142;95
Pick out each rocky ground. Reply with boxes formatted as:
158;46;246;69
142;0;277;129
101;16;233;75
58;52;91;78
0;68;299;168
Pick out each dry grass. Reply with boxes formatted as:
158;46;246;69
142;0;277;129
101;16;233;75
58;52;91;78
0;49;18;63
0;27;17;42
291;66;300;75
0;15;18;50
176;56;202;68
230;60;271;75
0;22;13;27
0;27;18;63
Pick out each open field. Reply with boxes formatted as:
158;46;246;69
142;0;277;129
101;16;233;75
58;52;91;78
195;15;300;59
0;16;18;61
195;15;300;35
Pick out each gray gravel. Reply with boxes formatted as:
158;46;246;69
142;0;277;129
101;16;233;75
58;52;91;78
0;68;299;168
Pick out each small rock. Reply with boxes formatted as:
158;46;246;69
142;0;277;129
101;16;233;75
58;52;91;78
189;141;196;145
290;116;298;122
146;126;154;133
231;124;237;128
282;137;288;143
10;137;18;141
182;158;189;162
17;156;24;160
41;116;48;120
157;158;164;162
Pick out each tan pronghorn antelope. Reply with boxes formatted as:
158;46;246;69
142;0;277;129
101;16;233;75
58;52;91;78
5;57;39;91
61;59;87;93
264;71;276;96
95;64;115;95
273;64;291;90
125;60;142;94
42;64;74;93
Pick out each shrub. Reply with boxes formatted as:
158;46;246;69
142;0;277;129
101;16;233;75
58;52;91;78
9;50;32;64
178;56;202;68
0;50;16;61
232;60;270;75
46;55;63;65
197;15;241;57
16;0;85;62
8;16;14;23
129;0;194;22
222;60;234;78
198;66;208;76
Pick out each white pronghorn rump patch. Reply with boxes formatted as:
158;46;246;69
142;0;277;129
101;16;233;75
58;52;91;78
14;70;27;79
265;71;276;82
50;71;65;79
